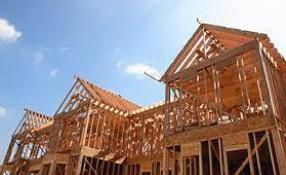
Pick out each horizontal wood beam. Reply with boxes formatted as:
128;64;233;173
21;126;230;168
166;40;258;82
166;116;274;146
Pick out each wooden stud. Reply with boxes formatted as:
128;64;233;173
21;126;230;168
252;132;262;175
208;140;213;175
247;134;255;175
218;138;224;175
266;130;277;175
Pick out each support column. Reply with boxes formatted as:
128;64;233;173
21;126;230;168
48;161;56;175
272;129;286;174
199;142;203;175
75;155;84;175
163;148;169;175
218;139;224;175
164;85;170;137
80;103;92;146
247;135;255;175
208;140;213;175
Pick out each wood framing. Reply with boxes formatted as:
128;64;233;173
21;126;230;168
1;23;286;175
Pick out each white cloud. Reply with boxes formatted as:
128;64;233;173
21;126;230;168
125;63;161;80
58;46;70;52
0;18;22;43
49;69;58;77
0;106;7;118
116;60;124;68
39;46;51;53
32;52;44;65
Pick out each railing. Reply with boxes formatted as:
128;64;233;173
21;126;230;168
121;44;278;162
164;41;272;136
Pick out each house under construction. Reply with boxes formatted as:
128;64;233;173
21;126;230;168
1;23;286;175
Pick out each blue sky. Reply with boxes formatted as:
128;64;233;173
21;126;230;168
0;0;285;162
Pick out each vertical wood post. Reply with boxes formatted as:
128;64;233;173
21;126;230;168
208;140;213;175
76;155;84;175
218;139;224;175
223;149;229;175
199;143;203;175
266;130;277;175
252;133;262;175
247;134;255;175
80;102;92;146
173;146;176;175
163;148;168;175
164;84;170;137
271;129;286;175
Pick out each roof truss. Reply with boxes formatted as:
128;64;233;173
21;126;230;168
13;109;52;137
55;78;92;115
160;23;271;82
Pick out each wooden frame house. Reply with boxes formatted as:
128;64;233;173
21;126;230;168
1;23;286;175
